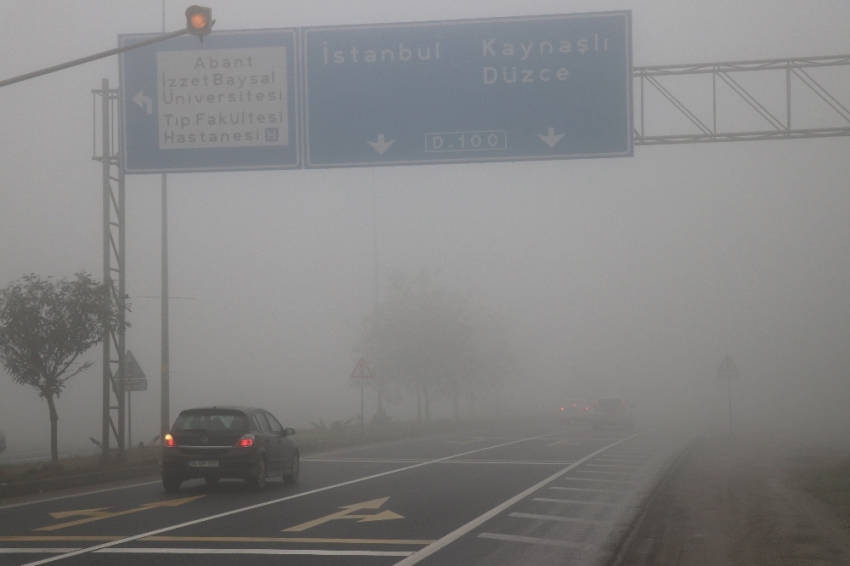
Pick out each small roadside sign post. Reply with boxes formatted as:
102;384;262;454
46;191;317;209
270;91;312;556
716;354;739;436
350;358;375;435
124;350;147;451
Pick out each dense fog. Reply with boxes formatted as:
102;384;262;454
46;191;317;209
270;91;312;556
1;0;849;458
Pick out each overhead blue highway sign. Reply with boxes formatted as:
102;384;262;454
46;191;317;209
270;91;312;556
302;12;632;168
118;12;631;174
119;29;300;173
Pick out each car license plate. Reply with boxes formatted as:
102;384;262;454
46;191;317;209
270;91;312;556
189;460;218;468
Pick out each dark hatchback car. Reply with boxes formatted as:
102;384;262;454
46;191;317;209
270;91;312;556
161;406;299;492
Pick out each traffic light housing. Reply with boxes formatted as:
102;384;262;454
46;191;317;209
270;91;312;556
185;5;214;41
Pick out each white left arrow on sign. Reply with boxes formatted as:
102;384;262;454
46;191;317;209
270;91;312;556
132;91;153;115
368;134;394;154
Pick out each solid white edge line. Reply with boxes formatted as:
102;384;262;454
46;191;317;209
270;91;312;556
94;548;413;556
20;429;566;566
392;430;648;566
0;481;161;511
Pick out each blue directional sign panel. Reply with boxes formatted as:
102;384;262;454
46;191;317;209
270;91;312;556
303;12;632;168
119;29;300;173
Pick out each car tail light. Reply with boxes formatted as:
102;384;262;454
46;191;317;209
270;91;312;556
163;433;176;447
584;407;589;411
235;434;255;448
560;407;565;411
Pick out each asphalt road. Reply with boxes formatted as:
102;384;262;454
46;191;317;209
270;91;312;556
0;420;684;566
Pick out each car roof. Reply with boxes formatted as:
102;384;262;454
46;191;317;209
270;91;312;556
177;406;264;414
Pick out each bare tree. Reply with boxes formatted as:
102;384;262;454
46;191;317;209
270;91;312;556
357;270;513;422
0;272;122;465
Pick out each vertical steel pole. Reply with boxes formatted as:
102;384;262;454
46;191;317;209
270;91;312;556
372;170;382;419
361;385;365;435
118;161;126;457
161;172;170;439
159;0;171;442
786;62;792;134
101;79;112;462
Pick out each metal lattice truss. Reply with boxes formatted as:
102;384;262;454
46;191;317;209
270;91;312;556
634;54;850;145
92;81;127;460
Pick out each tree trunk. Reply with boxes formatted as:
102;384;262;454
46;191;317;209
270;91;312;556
46;394;59;465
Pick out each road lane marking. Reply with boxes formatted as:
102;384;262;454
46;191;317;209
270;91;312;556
508;512;605;524
549;487;625;493
0;481;161;511
95;548;414;556
0;537;122;542
283;497;403;532
570;469;630;475
35;496;204;531
0;549;81;554
562;477;636;484
303;458;572;465
477;533;583;548
533;497;619;505
144;536;434;545
545;439;582;447
0;536;434;545
18;429;568;566
393;431;648;566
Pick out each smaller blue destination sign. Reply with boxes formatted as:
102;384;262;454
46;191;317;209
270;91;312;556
119;29;300;174
302;12;632;168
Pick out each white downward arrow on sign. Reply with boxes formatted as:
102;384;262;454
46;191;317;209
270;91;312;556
538;127;565;148
132;91;153;115
368;134;394;154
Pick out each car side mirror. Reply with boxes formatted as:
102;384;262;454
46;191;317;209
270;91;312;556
284;427;296;436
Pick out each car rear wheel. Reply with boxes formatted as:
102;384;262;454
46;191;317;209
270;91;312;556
162;475;182;493
247;457;267;490
284;451;300;484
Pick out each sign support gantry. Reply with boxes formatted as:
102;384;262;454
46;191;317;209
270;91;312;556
634;54;850;145
93;79;127;462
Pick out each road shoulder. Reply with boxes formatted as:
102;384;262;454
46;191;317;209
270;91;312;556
618;433;850;566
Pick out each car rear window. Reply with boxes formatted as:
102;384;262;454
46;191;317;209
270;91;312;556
173;409;249;432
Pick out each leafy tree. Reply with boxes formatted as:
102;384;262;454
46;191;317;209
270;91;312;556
0;272;121;464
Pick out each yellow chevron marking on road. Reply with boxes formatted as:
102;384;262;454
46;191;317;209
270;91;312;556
283;497;403;532
35;496;204;531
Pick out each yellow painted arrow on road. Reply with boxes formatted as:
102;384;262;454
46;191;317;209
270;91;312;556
36;496;204;531
283;497;403;532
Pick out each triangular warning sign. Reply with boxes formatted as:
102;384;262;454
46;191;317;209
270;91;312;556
350;358;374;380
125;350;146;381
717;354;739;381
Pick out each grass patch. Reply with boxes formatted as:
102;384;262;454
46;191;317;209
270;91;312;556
0;445;160;484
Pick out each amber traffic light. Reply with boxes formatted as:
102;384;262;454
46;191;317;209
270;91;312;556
185;5;214;40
